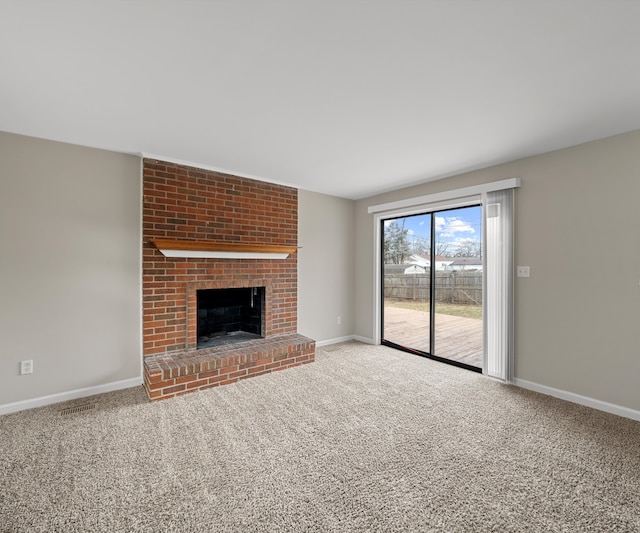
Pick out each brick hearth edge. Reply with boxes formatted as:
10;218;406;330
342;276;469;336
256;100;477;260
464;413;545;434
144;333;315;401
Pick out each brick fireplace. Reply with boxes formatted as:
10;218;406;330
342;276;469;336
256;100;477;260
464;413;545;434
142;159;315;401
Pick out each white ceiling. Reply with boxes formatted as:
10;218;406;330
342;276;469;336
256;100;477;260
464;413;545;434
2;1;640;199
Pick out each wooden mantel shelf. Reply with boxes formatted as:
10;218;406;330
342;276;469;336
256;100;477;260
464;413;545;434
148;238;298;259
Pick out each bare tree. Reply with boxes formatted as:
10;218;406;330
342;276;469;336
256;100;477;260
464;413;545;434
454;238;481;257
435;241;450;257
384;220;411;264
409;235;429;257
410;238;450;257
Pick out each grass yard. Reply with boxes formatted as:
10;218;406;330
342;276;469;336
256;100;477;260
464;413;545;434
386;299;482;320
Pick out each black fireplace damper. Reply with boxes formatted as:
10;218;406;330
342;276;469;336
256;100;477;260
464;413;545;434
197;287;264;349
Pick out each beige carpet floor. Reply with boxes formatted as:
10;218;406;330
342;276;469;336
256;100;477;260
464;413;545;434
1;342;639;532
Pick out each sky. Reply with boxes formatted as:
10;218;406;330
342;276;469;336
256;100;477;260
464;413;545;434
386;205;482;258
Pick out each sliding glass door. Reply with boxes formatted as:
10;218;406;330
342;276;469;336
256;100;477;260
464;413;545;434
381;206;483;371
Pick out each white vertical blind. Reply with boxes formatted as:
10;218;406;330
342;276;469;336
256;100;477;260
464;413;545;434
483;189;514;381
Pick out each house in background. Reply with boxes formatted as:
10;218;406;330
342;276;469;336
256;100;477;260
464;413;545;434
435;257;455;271
405;255;454;273
1;2;639;421
449;257;483;272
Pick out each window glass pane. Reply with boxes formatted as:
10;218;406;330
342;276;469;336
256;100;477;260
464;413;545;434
433;206;483;369
382;213;431;351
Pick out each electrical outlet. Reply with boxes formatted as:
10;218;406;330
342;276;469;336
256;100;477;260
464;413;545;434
337;316;342;325
20;360;33;375
516;266;530;278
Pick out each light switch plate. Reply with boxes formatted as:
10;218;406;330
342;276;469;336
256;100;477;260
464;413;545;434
516;266;530;278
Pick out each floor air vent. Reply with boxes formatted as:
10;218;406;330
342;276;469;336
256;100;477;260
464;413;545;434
59;404;96;416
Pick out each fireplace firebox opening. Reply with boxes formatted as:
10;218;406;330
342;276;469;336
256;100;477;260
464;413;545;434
197;287;265;349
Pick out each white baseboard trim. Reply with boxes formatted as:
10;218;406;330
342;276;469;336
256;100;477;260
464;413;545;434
352;335;376;345
0;377;143;416
315;335;375;347
315;336;357;347
513;378;640;422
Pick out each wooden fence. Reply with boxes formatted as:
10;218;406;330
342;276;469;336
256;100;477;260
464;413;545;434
384;270;482;305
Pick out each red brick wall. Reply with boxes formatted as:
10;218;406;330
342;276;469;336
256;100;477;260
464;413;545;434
142;159;298;357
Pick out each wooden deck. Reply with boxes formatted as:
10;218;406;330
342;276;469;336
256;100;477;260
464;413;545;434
383;306;483;369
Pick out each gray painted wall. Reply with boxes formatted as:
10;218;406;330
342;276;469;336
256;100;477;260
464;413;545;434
0;133;141;405
355;130;640;411
298;190;355;343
